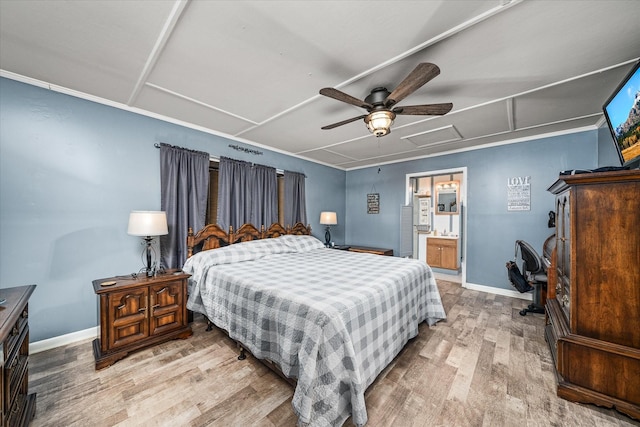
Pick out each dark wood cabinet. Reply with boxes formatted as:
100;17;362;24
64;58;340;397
0;285;36;427
546;170;640;420
92;272;192;370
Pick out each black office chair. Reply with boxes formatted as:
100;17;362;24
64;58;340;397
515;240;547;316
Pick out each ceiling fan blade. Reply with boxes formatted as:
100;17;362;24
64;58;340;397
393;103;453;116
319;88;373;109
321;114;368;130
385;63;440;108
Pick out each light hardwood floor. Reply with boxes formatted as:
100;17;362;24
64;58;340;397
29;280;639;426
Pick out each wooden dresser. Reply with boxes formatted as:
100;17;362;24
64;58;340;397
0;285;36;427
92;271;192;370
546;170;639;420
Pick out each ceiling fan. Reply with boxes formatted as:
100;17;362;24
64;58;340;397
319;63;453;137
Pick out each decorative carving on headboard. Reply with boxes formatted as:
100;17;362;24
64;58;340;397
187;224;229;257
265;223;287;238
289;223;311;235
232;223;263;244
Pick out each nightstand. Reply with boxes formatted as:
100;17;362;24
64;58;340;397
335;245;394;256
92;271;192;370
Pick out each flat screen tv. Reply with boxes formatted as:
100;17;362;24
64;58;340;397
602;60;640;167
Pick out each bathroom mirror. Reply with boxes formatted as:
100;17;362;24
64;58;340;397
435;181;459;215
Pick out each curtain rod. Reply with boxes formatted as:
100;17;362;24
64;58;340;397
154;142;218;161
154;142;264;157
153;142;304;176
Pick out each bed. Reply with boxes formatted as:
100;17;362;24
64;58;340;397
183;222;446;426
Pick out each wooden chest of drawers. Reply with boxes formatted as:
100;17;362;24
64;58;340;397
0;285;36;427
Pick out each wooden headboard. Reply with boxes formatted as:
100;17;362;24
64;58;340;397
186;222;312;258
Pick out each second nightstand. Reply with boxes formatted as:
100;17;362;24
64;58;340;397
334;245;394;256
92;271;193;370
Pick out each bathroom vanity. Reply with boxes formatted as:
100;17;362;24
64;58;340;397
418;233;460;270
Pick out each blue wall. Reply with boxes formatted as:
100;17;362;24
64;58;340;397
1;76;622;342
346;132;600;291
0;78;345;342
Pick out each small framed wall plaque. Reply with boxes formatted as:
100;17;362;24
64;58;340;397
507;175;531;211
367;193;380;214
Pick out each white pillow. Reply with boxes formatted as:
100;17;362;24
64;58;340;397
183;237;291;280
278;234;326;252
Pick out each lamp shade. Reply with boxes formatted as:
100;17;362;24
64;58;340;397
319;211;337;225
127;211;168;236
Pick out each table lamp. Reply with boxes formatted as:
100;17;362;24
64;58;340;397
127;211;168;277
319;211;337;247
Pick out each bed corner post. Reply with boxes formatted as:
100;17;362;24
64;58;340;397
228;225;234;244
187;227;194;258
260;224;266;239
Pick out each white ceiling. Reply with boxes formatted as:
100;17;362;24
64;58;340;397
1;0;639;170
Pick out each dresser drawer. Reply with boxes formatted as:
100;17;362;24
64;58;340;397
4;324;28;418
0;285;37;427
4;310;28;359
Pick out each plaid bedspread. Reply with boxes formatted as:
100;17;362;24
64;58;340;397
184;235;446;426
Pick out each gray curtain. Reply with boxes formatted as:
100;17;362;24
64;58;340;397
284;170;307;226
217;157;251;231
217;157;278;230
250;163;278;228
159;143;209;269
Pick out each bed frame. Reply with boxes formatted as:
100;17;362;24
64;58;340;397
185;222;312;386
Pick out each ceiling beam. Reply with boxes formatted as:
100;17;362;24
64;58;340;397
127;0;190;106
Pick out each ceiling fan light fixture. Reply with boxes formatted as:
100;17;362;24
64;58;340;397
319;63;450;134
365;110;396;137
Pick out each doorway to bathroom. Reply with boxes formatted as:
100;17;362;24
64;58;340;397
405;167;467;285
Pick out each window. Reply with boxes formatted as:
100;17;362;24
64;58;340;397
205;161;285;226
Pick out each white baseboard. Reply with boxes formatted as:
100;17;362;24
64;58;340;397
30;326;98;354
463;281;533;301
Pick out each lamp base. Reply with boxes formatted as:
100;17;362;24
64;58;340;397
324;227;331;247
140;236;164;277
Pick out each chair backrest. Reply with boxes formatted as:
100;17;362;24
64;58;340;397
515;240;545;276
